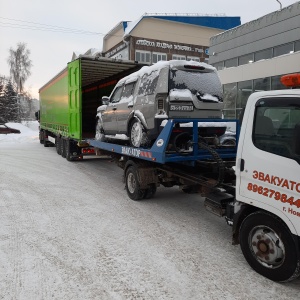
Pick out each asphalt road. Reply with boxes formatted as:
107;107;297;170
1;141;300;299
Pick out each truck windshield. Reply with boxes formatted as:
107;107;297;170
169;68;223;102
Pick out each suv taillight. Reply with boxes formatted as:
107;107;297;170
157;98;164;110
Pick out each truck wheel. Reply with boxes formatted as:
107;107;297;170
125;166;146;200
129;119;148;148
56;137;61;155
144;184;157;199
39;130;44;144
65;139;73;161
61;139;66;158
239;211;300;282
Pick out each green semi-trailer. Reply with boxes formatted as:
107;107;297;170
38;56;144;160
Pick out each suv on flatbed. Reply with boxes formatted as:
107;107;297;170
96;60;224;147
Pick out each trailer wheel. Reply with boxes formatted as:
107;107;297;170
39;130;44;144
144;184;157;199
56;137;61;155
65;139;73;161
61;139;66;158
125;166;146;200
129;118;148;148
239;211;300;282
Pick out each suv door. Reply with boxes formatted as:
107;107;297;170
102;85;123;134
115;81;137;133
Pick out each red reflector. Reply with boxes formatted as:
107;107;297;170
172;129;184;133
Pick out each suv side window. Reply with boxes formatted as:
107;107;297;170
110;86;123;103
138;70;159;96
122;81;136;99
253;97;300;163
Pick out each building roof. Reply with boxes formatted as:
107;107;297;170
123;14;241;37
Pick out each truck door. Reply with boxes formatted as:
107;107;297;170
237;94;300;228
68;60;82;140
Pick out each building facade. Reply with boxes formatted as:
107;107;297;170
102;14;240;65
209;1;300;119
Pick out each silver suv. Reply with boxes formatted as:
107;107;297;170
96;60;223;147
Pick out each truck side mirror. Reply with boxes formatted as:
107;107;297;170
102;96;109;105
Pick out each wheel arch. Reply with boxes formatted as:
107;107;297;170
126;111;149;136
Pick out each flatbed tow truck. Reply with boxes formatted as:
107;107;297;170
86;75;300;283
39;59;300;282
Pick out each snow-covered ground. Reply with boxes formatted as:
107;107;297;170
0;121;39;144
0;123;300;299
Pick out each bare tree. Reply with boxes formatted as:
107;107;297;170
7;42;32;93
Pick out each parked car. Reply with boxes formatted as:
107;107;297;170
96;60;224;147
0;124;21;134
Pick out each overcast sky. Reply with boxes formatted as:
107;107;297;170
0;0;298;99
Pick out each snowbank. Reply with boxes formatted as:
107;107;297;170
0;121;39;144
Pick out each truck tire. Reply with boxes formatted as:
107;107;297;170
56;136;61;155
39;130;44;144
125;166;146;200
239;211;300;282
65;139;73;161
61;139;66;158
129;118;148;148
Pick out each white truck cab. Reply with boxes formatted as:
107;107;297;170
234;74;300;282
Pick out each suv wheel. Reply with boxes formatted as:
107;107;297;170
129;118;148;148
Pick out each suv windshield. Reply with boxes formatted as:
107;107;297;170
169;68;223;102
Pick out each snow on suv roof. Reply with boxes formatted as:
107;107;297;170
118;60;217;85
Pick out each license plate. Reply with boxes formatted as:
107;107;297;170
170;104;194;111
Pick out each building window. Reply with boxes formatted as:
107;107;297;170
223;110;237;119
253;77;270;92
135;51;151;63
172;54;186;60
271;75;286;90
187;56;200;62
239;53;254;66
152;52;167;63
237;80;252;109
224;58;238;68
255;48;272;62
213;61;224;71
273;43;294;57
223;82;237;119
295;40;300;52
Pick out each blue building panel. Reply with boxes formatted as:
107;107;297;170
150;16;241;30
